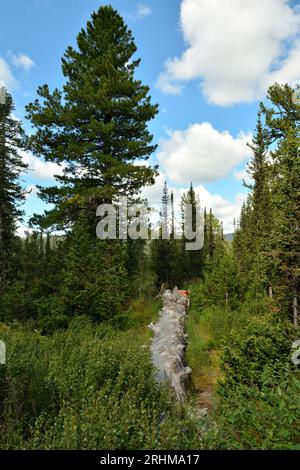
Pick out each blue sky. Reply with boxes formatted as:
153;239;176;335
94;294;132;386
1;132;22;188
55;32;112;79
1;0;300;232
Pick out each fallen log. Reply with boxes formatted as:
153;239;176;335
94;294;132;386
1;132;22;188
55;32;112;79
149;287;192;400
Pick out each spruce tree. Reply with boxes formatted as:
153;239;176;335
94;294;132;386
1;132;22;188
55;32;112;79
235;84;300;323
202;240;240;310
261;84;300;325
0;90;27;294
26;5;158;230
151;182;172;287
271;128;300;326
246;112;271;248
170;190;175;238
161;181;170;239
243;113;274;302
60;212;129;323
181;184;203;280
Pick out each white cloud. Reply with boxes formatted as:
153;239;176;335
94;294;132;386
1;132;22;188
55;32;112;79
21;150;65;180
157;122;252;184
128;3;152;21
140;170;166;206
10;53;35;71
234;168;252;185
157;0;300;105
140;172;247;233
16;223;33;237
194;187;247;233
0;56;16;89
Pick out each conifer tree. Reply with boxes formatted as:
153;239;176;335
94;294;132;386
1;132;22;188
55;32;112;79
202;240;240;310
261;84;300;325
170;190;175;238
26;6;158;230
246;112;271;248
181;184;203;280
271;128;300;326
235;84;300;323
207;209;216;266
151;182;173;287
0;90;27;294
161;181;170;239
242;113;274;301
60;212;129;323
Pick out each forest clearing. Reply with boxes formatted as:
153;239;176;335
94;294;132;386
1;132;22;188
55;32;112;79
0;0;299;458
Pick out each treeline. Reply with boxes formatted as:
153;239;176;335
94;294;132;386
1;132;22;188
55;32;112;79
153;82;299;326
182;84;299;325
0;6;160;330
150;182;223;288
183;83;300;449
0;3;299;451
0;5;224;330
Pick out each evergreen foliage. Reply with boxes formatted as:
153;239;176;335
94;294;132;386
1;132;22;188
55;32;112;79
26;5;158;230
0;91;27;294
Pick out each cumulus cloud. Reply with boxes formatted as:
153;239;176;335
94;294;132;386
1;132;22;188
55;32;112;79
21;150;65;180
141;172;246;233
16;223;33;237
157;122;252;184
139;169;166;206
157;0;300;105
0;56;16;88
233;168;252;186
10;53;35;71
193;186;246;233
128;3;152;22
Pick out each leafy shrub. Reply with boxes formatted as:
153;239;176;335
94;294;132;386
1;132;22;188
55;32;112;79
203;371;300;450
35;295;68;333
0;318;202;450
220;314;294;390
201;313;300;450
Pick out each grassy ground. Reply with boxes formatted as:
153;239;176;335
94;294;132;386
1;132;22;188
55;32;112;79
185;300;223;412
124;296;160;338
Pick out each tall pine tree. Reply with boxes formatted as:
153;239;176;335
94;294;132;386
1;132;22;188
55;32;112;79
26;6;158;230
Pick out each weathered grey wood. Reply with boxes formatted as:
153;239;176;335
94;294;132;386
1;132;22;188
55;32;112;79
149;287;191;400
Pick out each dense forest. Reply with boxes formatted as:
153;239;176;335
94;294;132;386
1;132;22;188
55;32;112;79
0;5;299;450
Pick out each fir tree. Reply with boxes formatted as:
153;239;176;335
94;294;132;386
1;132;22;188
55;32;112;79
271;128;300;326
181;184;203;280
151;182;172;287
60;213;129;323
0;90;27;294
246;112;272;249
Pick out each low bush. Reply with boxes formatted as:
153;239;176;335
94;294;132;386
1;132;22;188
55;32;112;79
0;317;202;450
202;314;300;449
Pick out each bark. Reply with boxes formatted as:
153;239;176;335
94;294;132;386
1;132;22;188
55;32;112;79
149;287;191;401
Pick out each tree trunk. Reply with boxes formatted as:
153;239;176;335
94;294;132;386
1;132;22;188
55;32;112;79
149;287;191;400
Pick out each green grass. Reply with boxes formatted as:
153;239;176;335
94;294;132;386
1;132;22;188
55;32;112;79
185;283;300;450
124;296;161;337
